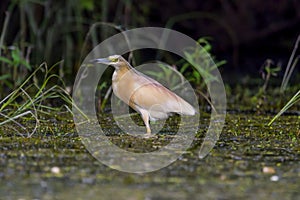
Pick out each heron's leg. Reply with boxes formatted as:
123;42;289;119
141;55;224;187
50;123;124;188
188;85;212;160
139;109;151;134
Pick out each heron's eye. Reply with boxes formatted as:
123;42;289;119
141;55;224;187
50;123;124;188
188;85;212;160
110;57;119;62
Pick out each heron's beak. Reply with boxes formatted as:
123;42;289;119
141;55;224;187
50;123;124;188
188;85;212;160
90;58;110;65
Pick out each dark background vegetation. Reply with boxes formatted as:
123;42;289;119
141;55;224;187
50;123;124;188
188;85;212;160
1;0;300;88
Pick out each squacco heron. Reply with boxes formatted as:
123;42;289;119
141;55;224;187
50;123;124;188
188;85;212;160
92;55;196;135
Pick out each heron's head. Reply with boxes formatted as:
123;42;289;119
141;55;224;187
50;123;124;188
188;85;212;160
91;55;128;69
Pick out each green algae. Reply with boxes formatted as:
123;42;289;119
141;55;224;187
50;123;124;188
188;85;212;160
0;111;299;199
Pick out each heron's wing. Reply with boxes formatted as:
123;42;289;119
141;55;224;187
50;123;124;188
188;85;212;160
113;68;195;120
130;81;195;118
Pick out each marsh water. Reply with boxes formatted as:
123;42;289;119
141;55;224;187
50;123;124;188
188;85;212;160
0;111;299;199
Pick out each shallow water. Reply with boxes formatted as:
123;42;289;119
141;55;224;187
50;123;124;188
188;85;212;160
0;112;299;199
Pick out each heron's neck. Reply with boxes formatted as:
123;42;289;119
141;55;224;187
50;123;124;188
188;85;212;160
117;62;131;73
112;62;133;82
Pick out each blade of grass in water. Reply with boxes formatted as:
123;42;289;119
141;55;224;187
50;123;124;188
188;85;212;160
0;62;88;137
280;34;300;92
268;90;300;125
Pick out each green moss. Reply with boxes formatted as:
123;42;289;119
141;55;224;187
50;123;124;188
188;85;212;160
0;109;299;199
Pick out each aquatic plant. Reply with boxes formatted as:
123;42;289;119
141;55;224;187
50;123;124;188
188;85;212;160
268;89;300;125
259;59;281;93
181;38;226;87
0;62;74;137
280;34;300;92
269;34;300;125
